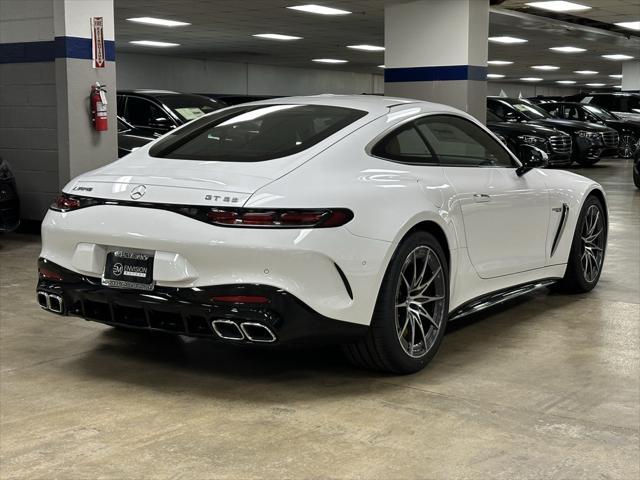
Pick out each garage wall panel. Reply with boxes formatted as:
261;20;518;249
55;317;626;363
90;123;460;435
116;53;384;96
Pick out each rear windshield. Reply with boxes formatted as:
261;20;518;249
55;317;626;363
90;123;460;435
149;104;367;162
156;94;224;122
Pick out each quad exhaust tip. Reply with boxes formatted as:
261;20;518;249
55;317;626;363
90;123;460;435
37;291;64;313
211;319;276;343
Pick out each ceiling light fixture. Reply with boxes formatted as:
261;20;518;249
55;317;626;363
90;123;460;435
520;77;543;82
613;85;623;88
489;36;528;44
487;60;513;65
347;45;385;52
614;21;640;31
378;65;385;68
312;58;348;64
129;40;180;47
574;70;598;74
487;74;506;79
556;80;576;84
550;46;586;53
526;1;591;12
602;54;634;60
585;83;605;87
609;74;623;79
253;33;302;41
532;65;559;70
126;17;190;27
287;5;351;15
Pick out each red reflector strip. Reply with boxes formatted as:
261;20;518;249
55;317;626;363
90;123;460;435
279;211;325;225
38;267;64;281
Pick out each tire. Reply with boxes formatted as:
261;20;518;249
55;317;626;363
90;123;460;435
633;166;640;189
343;231;449;374
554;195;607;293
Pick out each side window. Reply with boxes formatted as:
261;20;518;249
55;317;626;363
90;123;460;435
591;96;615;111
371;123;436;164
545;105;562;118
124;97;168;128
416;115;515;168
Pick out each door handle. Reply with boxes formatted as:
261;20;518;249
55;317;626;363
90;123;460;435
473;193;491;203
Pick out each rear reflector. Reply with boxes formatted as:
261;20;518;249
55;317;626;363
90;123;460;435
38;267;64;281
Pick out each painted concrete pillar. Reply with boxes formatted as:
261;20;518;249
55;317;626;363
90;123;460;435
0;0;116;220
621;61;640;92
384;0;489;122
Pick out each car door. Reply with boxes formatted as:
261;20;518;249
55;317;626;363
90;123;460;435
416;115;550;279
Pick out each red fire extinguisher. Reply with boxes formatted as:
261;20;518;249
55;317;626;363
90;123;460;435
90;82;108;132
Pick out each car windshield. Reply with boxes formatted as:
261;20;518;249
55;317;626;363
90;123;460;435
510;101;553;120
583;104;617;120
156;95;224;122
149;104;367;162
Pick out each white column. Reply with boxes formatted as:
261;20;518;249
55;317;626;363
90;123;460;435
54;0;117;186
384;0;489;122
621;61;640;92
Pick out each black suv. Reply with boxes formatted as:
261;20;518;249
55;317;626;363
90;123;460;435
487;97;618;166
117;90;225;137
539;102;640;158
486;109;572;166
565;92;640;122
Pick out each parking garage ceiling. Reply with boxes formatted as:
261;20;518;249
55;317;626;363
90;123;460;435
114;0;640;87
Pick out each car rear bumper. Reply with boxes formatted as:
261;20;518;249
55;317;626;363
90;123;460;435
37;258;368;344
40;205;391;325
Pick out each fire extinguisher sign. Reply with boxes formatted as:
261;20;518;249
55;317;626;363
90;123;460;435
91;17;105;69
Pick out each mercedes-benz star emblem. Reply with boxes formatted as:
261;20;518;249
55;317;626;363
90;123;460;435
130;185;147;200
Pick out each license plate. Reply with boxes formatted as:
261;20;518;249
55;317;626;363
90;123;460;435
102;249;155;291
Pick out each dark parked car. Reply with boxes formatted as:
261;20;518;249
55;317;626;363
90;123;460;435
487;97;618;166
117;90;225;137
565;92;640;122
486;109;572;166
117;117;154;158
0;158;19;232
538;102;640;158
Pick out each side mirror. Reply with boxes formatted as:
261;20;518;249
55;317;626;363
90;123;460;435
516;145;549;176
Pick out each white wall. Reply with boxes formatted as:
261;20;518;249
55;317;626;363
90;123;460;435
487;82;579;98
117;53;384;96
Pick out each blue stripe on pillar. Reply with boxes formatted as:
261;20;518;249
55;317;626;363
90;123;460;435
0;38;116;64
385;65;487;82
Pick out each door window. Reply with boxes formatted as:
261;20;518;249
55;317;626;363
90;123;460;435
416;115;515;167
371;123;436;164
124;97;172;129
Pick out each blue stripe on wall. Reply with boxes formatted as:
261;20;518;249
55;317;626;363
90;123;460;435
0;37;115;64
385;65;487;82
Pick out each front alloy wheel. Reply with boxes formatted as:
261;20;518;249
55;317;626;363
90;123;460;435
343;231;449;374
618;134;638;159
580;204;605;284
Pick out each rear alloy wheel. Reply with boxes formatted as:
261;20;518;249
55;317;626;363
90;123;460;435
555;196;606;293
618;134;638;159
343;232;449;374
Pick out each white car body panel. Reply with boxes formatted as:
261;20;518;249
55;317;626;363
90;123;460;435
41;95;607;329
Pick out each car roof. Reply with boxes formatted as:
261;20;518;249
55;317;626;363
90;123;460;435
231;94;464;116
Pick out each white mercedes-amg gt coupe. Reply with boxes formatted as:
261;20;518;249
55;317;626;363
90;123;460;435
37;95;608;374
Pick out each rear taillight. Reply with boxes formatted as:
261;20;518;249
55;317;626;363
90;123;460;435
50;194;100;212
205;208;353;228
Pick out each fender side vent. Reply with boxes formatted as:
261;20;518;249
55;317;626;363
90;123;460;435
334;263;353;300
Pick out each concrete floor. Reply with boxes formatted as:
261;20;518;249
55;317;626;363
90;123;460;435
1;158;638;479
